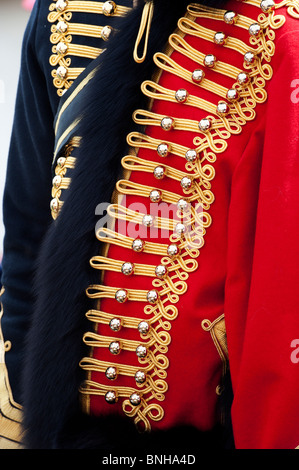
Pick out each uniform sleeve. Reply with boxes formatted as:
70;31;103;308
0;0;57;408
227;29;299;449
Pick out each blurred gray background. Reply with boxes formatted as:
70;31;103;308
0;0;31;258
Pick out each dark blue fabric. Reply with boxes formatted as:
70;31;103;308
1;0;57;404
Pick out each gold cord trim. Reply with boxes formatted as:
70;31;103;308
50;136;80;219
80;1;295;432
54;65;100;135
202;314;228;378
48;1;132;95
0;292;23;448
133;0;154;63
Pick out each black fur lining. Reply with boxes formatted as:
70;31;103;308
22;0;231;449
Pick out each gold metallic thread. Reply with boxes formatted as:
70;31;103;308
79;1;297;432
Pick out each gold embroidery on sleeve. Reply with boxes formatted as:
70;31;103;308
50;136;80;219
0;289;23;449
201;314;228;395
48;1;132;96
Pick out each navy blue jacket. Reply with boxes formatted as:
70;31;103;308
1;0;134;405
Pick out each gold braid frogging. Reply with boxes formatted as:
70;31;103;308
79;0;294;432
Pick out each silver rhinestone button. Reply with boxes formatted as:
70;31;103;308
216;101;230;116
204;54;216;68
180;176;193;190
237;72;250;86
177;198;189;211
115;289;128;303
192;69;205;83
105;391;117;404
142;214;154;227
138;321;150;334
102;1;116;16
167;244;179;257
175;88;189;103
135;370;146;384
149;189;162;203
52;175;62;189
56;0;68;11
56;21;68;33
199;118;211;132
223;11;238;25
50;198;59;212
56;65;67;79
260;0;275;12
161;116;174;131
101;25;112;41
214;31;226;45
157;143;170;158
249;23;261;37
121;262;134;276
56;42;68;55
226;88;239;102
132;238;145;252
109;341;121;355
136;345;147;358
155;265;167;279
244;51;256;65
175;223;186;236
55;0;67;10
109;318;122;332
105;366;117;380
57;156;66;168
153;166;165;179
147;290;159;304
130;393;141;406
185;149;198;162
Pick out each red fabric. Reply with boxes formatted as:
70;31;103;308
225;25;299;449
88;2;299;448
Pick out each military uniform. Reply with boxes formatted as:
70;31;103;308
1;0;299;449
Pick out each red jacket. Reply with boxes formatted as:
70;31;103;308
77;0;299;449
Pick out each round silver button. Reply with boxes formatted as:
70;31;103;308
175;88;189;103
153;166;165;180
105;367;117;380
199;118;211;132
138;321;150;334
102;1;116;16
130;393;141;406
157;143;171;158
149;190;162;203
105;391;117;404
161;116;174;131
132;238;145;252
109;341;121;355
121;262;134;276
155;265;167;279
109;318;122;332
135;370;146;384
147;290;159;304
136;345;147;358
115;289;128;303
167;244;180;257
